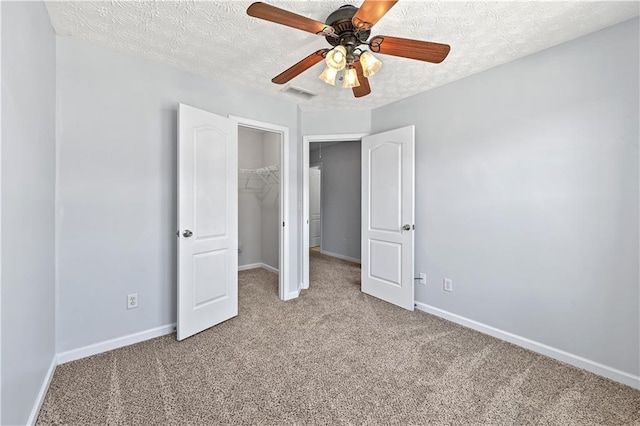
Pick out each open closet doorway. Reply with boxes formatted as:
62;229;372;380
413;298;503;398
232;116;289;301
302;133;367;290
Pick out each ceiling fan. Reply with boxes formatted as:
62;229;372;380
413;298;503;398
247;0;451;98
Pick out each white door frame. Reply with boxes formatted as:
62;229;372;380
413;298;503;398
230;115;290;301
309;162;323;251
301;133;367;290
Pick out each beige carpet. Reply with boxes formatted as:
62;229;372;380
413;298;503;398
38;251;639;425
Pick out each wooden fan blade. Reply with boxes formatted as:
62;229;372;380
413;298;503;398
370;35;451;63
352;59;371;98
247;2;334;36
272;50;328;85
352;0;398;31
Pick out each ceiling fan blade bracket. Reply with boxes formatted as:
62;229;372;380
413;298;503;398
351;0;399;32
369;36;384;53
369;35;451;63
318;26;338;38
352;17;374;32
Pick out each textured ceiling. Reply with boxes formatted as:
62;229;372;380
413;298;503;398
45;1;639;111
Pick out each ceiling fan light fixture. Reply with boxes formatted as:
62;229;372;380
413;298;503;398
359;51;382;77
343;66;360;89
247;1;450;99
325;45;347;71
319;66;338;85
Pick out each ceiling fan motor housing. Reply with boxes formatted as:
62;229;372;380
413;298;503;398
324;5;371;49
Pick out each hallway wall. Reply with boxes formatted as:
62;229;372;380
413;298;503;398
1;2;57;424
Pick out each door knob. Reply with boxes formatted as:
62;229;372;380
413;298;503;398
183;229;193;238
402;224;411;231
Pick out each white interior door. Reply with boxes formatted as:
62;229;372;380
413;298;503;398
309;166;322;248
361;126;415;311
178;103;238;340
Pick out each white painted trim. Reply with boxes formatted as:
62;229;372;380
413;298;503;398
239;263;279;274
284;289;299;301
0;5;3;423
230;115;290;302
414;302;640;390
302;133;367;290
0;7;3;421
261;263;279;274
309;162;323;251
27;356;56;426
319;249;361;265
56;323;176;365
238;263;263;271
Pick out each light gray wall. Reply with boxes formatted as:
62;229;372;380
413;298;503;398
261;132;280;270
310;142;361;261
371;18;639;375
1;2;56;424
238;127;264;266
56;37;299;353
301;110;371;136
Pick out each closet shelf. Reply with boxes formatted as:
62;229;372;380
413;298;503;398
239;165;280;204
239;165;280;189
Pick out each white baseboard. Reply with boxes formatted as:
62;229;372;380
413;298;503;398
27;356;56;425
238;263;262;271
56;323;176;365
261;263;279;274
284;289;299;301
414;302;640;390
239;263;279;274
320;249;361;264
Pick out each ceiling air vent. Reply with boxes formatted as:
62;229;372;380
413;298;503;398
280;85;318;100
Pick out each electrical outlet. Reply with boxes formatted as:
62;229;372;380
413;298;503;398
443;278;453;292
127;293;138;309
419;273;427;285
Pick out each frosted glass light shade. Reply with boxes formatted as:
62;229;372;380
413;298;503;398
319;66;338;85
360;51;382;77
343;67;360;88
326;46;347;71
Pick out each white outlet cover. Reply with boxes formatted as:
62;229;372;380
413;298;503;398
127;293;138;309
419;273;427;285
443;279;453;292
